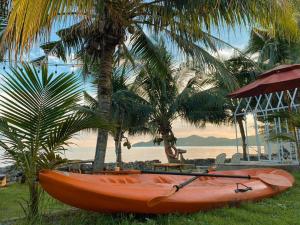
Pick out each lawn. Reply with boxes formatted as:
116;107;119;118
0;171;300;225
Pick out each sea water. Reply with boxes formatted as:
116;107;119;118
0;146;259;168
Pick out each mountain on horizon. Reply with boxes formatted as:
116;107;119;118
132;135;264;147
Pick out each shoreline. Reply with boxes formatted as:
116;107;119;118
0;158;216;183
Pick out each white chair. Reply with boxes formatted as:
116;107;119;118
230;153;242;164
215;153;227;165
196;153;227;171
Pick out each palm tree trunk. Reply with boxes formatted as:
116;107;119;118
115;140;122;167
162;132;178;163
114;129;122;168
93;43;116;172
237;116;247;160
163;137;172;163
28;180;39;221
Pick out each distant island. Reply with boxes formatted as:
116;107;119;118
132;135;264;147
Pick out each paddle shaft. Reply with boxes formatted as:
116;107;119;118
141;170;251;180
147;176;200;207
174;176;198;191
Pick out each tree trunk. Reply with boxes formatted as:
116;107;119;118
114;129;122;168
237;116;247;160
163;137;172;163
93;43;116;172
162;133;178;163
28;180;39;221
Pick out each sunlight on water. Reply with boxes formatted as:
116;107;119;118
0;146;260;167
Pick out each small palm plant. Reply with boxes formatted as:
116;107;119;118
0;64;109;222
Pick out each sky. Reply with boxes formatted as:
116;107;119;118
0;22;253;149
69;25;253;148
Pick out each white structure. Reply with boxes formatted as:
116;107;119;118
233;89;299;164
229;65;300;165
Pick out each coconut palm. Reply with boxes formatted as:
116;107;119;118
83;63;151;167
0;64;109;222
133;43;228;162
2;0;299;171
204;56;259;160
246;28;300;68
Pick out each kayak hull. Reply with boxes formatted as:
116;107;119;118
39;168;294;214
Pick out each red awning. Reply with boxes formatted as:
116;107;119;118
228;64;300;98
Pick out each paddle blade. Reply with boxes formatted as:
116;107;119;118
254;173;293;187
147;187;177;207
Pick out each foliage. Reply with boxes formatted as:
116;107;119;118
0;63;110;221
200;55;260;160
3;0;300;170
133;42;229;153
246;28;300;68
3;0;300;56
83;62;152;164
7;0;300;89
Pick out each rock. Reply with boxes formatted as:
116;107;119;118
0;165;22;183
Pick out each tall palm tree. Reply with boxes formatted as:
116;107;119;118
0;64;109;221
133;43;228;162
83;63;151;167
204;56;259;160
2;0;299;171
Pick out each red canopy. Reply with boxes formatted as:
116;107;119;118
228;64;300;98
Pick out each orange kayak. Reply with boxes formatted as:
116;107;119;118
39;168;294;214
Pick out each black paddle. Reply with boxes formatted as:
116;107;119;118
147;175;199;207
141;170;292;186
144;170;293;207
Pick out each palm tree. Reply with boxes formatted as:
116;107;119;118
246;28;300;68
205;56;259;160
2;0;299;171
83;63;151;167
0;64;109;222
133;43;228;162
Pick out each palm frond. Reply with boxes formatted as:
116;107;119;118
0;63;111;172
3;0;95;56
176;85;229;126
130;26;169;75
144;0;299;40
40;41;67;62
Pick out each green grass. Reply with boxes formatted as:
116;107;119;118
0;183;69;222
1;171;300;225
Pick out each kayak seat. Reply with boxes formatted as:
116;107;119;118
100;177;140;184
153;176;175;184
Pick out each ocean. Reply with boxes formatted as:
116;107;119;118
0;146;259;168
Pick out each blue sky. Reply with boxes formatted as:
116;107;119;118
0;22;251;79
0;22;254;155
